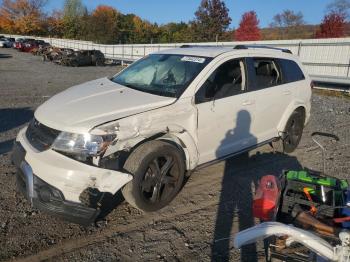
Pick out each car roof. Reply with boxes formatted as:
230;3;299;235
154;45;294;58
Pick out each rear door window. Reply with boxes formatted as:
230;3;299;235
249;58;282;91
278;59;305;83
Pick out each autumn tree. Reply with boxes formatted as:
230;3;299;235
132;16;159;44
0;0;47;34
326;0;350;20
234;11;261;41
315;13;346;38
45;10;64;37
270;10;305;39
192;0;231;42
85;5;122;44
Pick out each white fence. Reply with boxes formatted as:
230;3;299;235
4;34;350;86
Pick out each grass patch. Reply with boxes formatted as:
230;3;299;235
313;88;350;99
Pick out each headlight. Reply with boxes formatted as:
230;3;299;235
52;132;116;158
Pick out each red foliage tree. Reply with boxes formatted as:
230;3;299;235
315;13;346;38
234;11;261;41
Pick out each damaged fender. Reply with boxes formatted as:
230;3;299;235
92;97;200;170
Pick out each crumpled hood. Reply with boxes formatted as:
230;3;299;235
35;77;176;133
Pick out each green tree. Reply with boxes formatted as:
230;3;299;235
159;22;192;43
132;16;158;44
62;0;86;38
118;14;136;44
192;0;231;42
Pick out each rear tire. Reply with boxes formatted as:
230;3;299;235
122;140;185;212
95;58;105;66
272;109;305;153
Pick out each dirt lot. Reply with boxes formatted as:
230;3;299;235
0;48;349;262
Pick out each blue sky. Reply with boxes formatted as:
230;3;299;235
45;0;334;28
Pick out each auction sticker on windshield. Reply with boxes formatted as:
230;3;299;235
181;56;206;63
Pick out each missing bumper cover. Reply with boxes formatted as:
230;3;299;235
13;142;100;225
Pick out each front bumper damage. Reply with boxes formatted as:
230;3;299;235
12;128;133;225
14;155;99;225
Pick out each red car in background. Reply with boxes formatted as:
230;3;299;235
19;40;38;52
13;38;34;50
14;39;49;52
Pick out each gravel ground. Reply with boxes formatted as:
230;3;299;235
0;48;349;262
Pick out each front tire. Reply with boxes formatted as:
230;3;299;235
122;140;185;212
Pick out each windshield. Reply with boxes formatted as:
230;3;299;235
112;54;211;98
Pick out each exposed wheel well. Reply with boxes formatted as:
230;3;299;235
295;106;306;124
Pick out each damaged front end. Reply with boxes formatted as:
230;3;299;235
12;125;133;225
12;87;198;225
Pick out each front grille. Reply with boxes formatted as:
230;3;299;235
25;119;60;152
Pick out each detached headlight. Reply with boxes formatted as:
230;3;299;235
52;132;116;158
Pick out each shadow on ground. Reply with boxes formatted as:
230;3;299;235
0;108;33;133
0;53;12;59
211;110;303;261
0;139;15;155
0;108;33;155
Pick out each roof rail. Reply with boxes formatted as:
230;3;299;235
180;44;223;48
233;45;292;54
179;44;293;54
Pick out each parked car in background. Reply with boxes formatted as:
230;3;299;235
30;41;51;55
19;40;36;52
59;50;105;66
19;39;49;53
34;40;50;48
42;47;74;61
13;38;24;49
0;37;15;48
14;38;35;50
12;45;312;225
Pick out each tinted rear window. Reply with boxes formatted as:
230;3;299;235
279;59;305;83
250;58;282;91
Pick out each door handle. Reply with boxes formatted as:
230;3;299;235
242;100;254;106
283;90;291;95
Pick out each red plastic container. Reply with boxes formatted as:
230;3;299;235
253;175;281;221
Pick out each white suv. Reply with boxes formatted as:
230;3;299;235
12;45;311;224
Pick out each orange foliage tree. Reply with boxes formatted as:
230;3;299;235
316;13;346;38
234;11;261;41
0;0;47;34
87;5;121;43
45;10;64;37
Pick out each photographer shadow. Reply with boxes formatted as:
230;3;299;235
211;110;302;261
